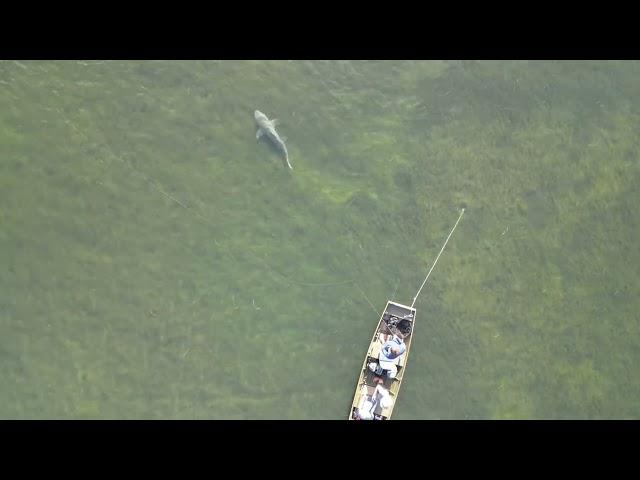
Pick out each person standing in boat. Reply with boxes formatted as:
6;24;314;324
353;384;394;420
368;334;406;379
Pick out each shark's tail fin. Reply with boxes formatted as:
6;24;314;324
282;144;292;169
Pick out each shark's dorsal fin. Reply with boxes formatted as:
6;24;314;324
256;128;264;140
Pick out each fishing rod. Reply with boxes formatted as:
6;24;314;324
410;208;465;309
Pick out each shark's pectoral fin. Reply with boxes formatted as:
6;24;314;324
280;135;287;142
256;128;264;140
271;119;280;127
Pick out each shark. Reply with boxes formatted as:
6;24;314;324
254;110;292;170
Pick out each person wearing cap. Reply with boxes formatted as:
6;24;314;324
353;384;394;420
368;334;406;379
380;334;406;362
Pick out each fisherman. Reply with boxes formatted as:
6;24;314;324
368;334;406;379
381;334;406;361
353;384;394;420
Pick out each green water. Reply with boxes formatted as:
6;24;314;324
1;60;638;419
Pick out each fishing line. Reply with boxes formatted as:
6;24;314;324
411;208;465;308
353;281;380;317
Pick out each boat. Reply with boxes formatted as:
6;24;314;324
348;300;416;420
348;208;465;420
